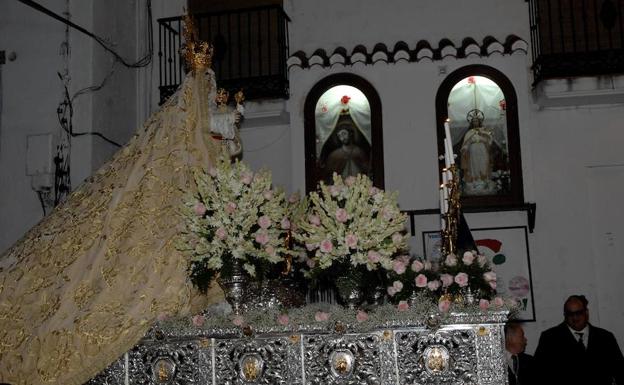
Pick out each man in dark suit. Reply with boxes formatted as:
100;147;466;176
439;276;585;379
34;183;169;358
534;295;624;385
505;322;534;385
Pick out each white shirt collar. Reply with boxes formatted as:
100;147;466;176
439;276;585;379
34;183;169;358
568;325;589;340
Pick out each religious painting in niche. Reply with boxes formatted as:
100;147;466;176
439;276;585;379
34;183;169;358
315;85;372;185
447;76;510;198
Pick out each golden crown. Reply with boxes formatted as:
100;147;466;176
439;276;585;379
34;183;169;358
182;13;213;73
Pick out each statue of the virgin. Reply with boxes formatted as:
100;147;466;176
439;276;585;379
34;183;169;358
0;15;239;385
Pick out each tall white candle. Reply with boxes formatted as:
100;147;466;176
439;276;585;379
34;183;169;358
445;138;455;165
444;120;456;165
444;120;452;143
439;187;445;215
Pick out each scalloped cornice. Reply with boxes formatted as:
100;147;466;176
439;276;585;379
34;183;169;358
287;35;528;69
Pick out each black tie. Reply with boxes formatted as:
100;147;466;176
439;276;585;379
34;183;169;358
512;354;519;374
575;332;585;349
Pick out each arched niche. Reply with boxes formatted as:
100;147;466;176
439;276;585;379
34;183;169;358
435;65;524;208
304;73;384;193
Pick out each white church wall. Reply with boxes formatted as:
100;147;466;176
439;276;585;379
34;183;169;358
0;0;157;253
284;0;528;55
0;0;77;252
90;1;139;171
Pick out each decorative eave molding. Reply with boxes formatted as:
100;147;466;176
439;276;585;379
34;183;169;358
287;35;528;69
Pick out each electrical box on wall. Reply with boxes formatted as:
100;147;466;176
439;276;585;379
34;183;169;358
26;133;56;191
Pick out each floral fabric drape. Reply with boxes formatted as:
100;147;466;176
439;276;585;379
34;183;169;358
0;69;224;385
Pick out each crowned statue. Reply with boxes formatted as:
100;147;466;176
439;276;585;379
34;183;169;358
0;14;241;385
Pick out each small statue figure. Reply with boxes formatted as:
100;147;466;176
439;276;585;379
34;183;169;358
215;88;229;112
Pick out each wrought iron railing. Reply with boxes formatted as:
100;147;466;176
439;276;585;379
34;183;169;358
529;0;624;84
157;5;290;104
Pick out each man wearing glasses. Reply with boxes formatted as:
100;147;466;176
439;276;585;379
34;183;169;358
534;295;624;385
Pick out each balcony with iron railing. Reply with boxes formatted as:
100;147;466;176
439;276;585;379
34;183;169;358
529;0;624;85
157;5;290;104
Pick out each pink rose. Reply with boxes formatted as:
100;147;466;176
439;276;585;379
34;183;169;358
306;258;316;268
369;187;379;196
258;215;271;229
411;260;424;272
462;251;475;265
208;167;218;177
320;239;333;253
329;185;340;197
427;280;441;291
483;271;497;282
368;250;381;263
445;254;457;267
305;243;318;251
397;255;410;265
345;176;356;186
387;286;397;296
265;245;276;257
335;208;348;223
288;192;300;203
415;273;428;288
393;260;406;275
356;310;369;323
454;272;469;287
215;227;227;240
309;214;321;226
345;234;358;249
393;280;403;292
494;297;505;308
479;299;490;311
157;313;169;321
280;217;291;230
382;207;394;221
438;299;451;313
392;232;403;246
277;314;289;326
477;255;488;267
440;274;454;288
263;190;274;200
192;314;205;327
194;202;207;216
314;311;329;322
241;172;253;185
232;315;244;326
225;202;237;214
255;231;269;245
397;301;409;311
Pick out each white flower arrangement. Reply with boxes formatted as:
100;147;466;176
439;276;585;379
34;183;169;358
293;173;408;273
181;157;290;289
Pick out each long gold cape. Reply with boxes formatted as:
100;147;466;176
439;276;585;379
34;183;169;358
0;70;224;385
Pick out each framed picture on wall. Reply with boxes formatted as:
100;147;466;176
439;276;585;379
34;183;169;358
422;225;536;321
422;230;444;263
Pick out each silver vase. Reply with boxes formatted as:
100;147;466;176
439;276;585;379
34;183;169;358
335;275;364;310
217;259;247;314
